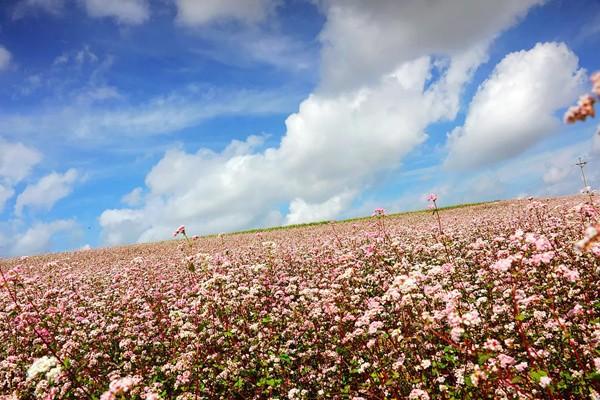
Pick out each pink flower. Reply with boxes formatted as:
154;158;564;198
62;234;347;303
372;208;385;217
483;338;502;352
497;354;515;368
368;320;384;335
408;388;430;399
426;193;438;202
173;225;186;237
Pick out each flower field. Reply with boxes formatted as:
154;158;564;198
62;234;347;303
1;196;599;399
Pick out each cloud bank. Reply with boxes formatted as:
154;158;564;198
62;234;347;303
446;42;585;169
99;0;546;245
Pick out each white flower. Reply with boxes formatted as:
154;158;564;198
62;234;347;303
539;376;551;388
408;388;430;399
46;365;62;382
27;356;59;380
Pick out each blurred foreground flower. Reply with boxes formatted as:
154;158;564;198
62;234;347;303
575;223;600;253
426;193;438;202
564;71;599;125
173;225;186;237
372;207;385;217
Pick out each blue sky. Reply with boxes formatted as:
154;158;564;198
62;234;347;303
0;0;599;256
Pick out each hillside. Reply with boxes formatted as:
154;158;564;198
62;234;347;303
1;195;599;399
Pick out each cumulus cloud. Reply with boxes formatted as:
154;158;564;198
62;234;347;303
99;50;499;244
81;0;149;25
285;192;354;225
100;0;544;245
121;187;144;206
0;139;41;215
175;0;275;26
445;42;585;169
318;0;543;94
0;139;42;184
10;219;77;256
0;47;11;71
15;169;78;216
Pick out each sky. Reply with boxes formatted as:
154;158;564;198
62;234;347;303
1;0;600;256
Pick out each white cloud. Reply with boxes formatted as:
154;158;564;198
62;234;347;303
121;187;143;206
81;0;149;25
74;45;99;65
100;0;544;245
98;51;497;244
175;0;275;26
593;131;600;154
285;191;354;225
0;184;14;213
190;28;316;73
10;219;76;256
0;139;41;215
445;42;585;169
12;0;64;19
0;139;42;183
15;169;78;216
12;0;149;24
318;0;544;94
0;47;11;71
0;86;300;142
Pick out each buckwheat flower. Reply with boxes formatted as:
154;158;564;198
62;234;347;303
408;388;430;399
372;208;385;217
575;223;600;252
515;362;528;372
368;320;384;335
483;338;502;352
426;193;437;202
288;388;300;399
450;327;464;342
173;225;186;237
357;362;370;373
539;376;551;388
27;356;58;380
46;365;62;381
497;354;515;368
492;257;513;272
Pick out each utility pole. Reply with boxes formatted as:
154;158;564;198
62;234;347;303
576;157;589;188
576;157;594;202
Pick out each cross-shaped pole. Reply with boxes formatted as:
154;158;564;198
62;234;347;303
576;157;594;204
576;157;589;189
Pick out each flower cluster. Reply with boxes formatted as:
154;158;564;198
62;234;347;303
564;94;596;123
0;195;599;399
564;71;600;124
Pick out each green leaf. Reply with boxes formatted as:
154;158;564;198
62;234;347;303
279;353;291;364
477;353;492;365
586;372;600;382
234;377;244;389
516;313;526;321
529;369;548;382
